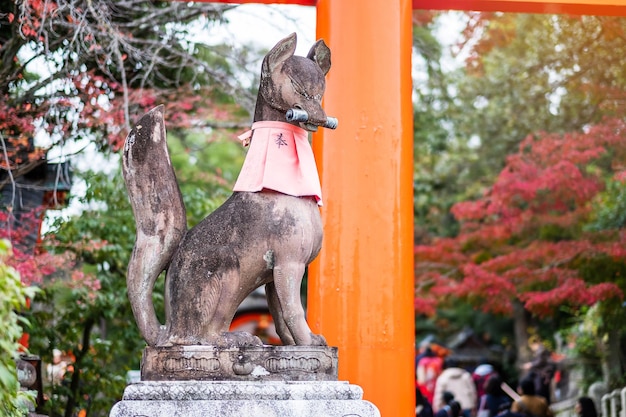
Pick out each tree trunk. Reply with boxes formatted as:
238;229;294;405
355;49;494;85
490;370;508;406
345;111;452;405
604;327;624;389
64;317;94;417
513;299;531;368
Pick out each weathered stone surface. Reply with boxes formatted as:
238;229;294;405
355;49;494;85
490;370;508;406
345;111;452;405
141;345;338;382
110;399;380;417
109;380;381;417
122;380;361;401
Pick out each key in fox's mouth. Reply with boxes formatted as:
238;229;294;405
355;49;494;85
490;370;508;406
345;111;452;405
286;109;338;131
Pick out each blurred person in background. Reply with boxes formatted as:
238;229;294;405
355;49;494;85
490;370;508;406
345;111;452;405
574;396;598;417
511;376;553;417
434;358;477;417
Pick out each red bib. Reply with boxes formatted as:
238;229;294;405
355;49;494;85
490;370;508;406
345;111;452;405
234;121;323;206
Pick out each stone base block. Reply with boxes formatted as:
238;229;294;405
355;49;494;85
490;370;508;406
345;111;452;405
141;345;338;382
109;380;380;417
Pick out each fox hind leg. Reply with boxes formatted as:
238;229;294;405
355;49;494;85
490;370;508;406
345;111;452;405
165;247;260;346
207;264;263;347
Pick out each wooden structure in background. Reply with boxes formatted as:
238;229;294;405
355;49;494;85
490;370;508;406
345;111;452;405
0;151;72;254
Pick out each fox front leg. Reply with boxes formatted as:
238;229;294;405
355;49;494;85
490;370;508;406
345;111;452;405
272;262;326;346
266;281;296;345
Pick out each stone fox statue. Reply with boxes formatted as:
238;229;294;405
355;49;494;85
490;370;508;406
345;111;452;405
122;33;332;348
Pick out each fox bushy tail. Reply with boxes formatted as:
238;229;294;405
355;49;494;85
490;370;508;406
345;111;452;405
122;105;187;346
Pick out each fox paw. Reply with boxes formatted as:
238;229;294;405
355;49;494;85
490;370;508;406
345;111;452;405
218;331;264;348
309;333;327;346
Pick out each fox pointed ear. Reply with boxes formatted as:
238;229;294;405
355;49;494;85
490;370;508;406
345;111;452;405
307;39;331;76
262;32;297;76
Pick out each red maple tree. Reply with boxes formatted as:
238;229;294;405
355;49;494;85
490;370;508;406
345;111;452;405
1;1;249;283
415;118;626;351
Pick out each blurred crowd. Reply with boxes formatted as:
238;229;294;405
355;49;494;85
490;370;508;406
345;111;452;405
415;339;597;417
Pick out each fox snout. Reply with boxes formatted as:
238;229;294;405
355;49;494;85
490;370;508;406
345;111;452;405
290;104;327;132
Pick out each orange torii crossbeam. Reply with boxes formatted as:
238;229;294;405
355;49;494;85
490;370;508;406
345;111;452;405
414;0;626;15
202;0;626;15
179;0;626;416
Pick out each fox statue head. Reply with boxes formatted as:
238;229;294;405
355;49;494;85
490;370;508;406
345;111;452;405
254;33;332;132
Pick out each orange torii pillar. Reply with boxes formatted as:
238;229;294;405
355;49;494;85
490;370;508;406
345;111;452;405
308;1;415;416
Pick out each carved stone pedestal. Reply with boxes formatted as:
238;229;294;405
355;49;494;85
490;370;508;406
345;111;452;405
141;345;338;382
110;346;380;416
109;380;381;417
